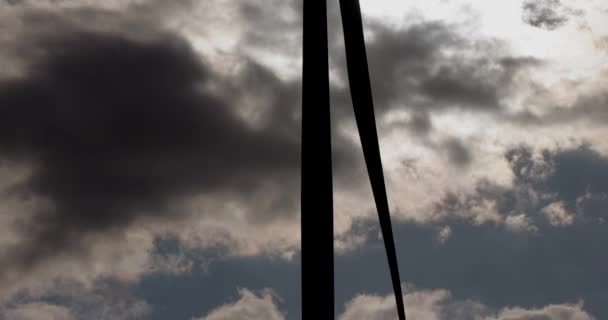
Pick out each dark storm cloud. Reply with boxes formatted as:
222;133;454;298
0;24;322;279
521;0;584;31
0;1;371;285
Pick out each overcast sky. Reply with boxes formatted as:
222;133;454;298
1;0;608;319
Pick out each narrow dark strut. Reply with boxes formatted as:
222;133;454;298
338;0;407;319
301;0;334;319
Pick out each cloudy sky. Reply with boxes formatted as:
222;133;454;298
0;0;607;319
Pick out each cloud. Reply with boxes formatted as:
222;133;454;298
433;143;608;229
408;111;434;135
542;201;575;226
504;213;539;233
508;74;608;127
522;0;570;30
3;303;75;320
443;138;472;168
521;0;585;31
514;144;608;209
359;144;607;315
320;12;548;228
0;2;347;302
0;2;606;319
0;26;305;281
339;285;592;320
1;280;151;320
493;303;592;320
194;289;285;320
0;0;369;304
328;15;543;117
339;286;459;320
187;283;593;320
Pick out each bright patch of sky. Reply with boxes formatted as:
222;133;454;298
361;0;608;83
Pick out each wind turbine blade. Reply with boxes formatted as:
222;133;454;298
301;0;335;319
338;0;407;319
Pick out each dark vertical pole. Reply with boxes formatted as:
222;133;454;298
338;0;407;319
301;0;334;319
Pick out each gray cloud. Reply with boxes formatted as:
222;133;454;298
510;87;608;127
443;138;472;168
239;0;302;52
521;0;585;31
327;16;543;118
522;0;569;30
407;111;433;135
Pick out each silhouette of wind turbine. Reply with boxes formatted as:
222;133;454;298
301;1;407;319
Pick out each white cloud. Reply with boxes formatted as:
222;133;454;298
339;284;593;320
3;302;75;320
542;201;575;226
505;214;539;233
339;287;457;320
0;281;151;320
436;226;452;244
492;302;592;320
194;289;285;320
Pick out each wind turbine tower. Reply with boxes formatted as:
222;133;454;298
301;1;407;319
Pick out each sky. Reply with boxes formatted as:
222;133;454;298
0;0;607;319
